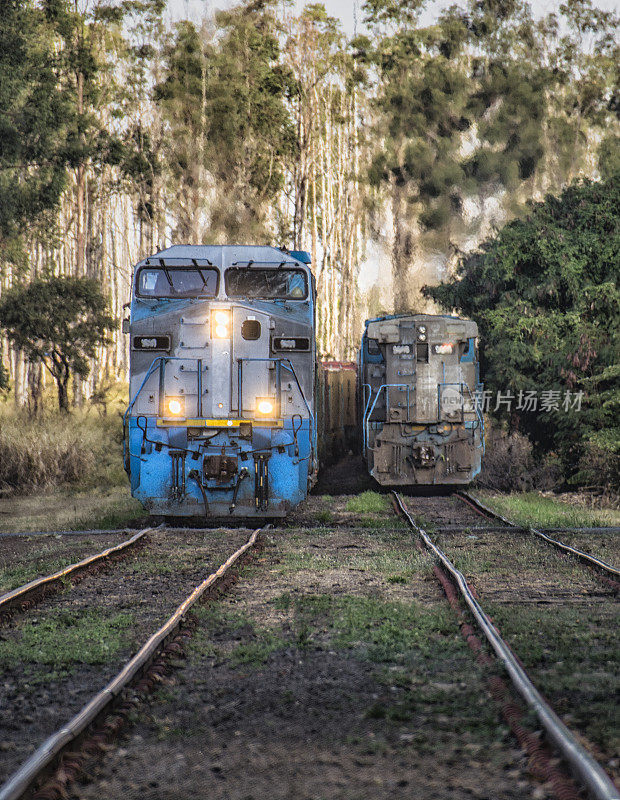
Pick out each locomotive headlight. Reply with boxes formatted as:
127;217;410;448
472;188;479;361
418;325;427;333
417;332;427;341
167;398;184;416
256;398;275;416
434;343;454;354
212;309;230;338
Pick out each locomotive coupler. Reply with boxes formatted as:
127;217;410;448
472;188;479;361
411;444;435;468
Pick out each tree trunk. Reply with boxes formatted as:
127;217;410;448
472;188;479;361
391;181;412;313
58;373;70;413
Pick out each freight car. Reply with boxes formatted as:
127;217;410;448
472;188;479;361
316;361;358;464
123;244;318;518
359;314;484;486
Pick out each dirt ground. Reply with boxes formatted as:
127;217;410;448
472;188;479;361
2;460;616;798
74;491;544;800
0;531;131;594
0;528;255;781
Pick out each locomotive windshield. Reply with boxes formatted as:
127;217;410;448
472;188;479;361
225;267;308;300
137;267;219;298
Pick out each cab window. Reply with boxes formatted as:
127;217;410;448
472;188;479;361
225;268;308;300
137;267;219;298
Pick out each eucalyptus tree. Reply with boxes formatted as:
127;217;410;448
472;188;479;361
0;0;70;269
358;0;618;313
358;0;552;311
282;4;366;357
155;1;296;244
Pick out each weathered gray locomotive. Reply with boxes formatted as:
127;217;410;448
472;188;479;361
360;314;484;486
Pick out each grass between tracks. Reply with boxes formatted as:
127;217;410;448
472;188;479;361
188;591;507;745
0;554;81;594
487;602;619;754
478;491;620;528
0;608;134;677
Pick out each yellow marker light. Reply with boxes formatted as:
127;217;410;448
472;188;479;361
167;399;183;416
256;399;274;416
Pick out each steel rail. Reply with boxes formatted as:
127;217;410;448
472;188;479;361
458;491;620;579
0;528;152;616
0;525;265;800
393;492;619;800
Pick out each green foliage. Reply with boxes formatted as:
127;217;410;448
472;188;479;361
479;491;620;528
155;2;297;242
0;277;117;411
0;0;71;252
425;177;620;489
345;491;389;513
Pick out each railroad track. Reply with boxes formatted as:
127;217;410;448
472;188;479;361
0;528;152;623
1;486;617;800
393;492;619;800
0;526;265;800
456;491;620;584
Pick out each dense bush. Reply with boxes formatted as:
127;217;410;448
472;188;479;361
425;177;619;491
476;421;560;492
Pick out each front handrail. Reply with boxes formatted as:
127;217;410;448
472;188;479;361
362;383;372;451
363;383;412;452
123;356;167;427
236;356;316;466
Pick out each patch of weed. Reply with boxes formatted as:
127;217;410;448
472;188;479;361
0;608;133;667
346;492;389;514
488;602;619;752
292;593;456;663
0;556;77;593
272;592;292;610
231;631;286;665
279;550;337;573
479;491;620;528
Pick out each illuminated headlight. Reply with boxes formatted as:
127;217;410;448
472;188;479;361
212;309;230;338
167;398;184;416
434;343;454;354
256;398;275;416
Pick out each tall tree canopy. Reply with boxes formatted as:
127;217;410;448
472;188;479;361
0;0;70;262
356;0;619;312
424;176;620;489
155;3;297;243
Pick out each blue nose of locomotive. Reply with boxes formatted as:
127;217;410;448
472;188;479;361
124;245;316;518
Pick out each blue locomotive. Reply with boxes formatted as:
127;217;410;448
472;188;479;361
123;245;317;518
359;314;484;486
